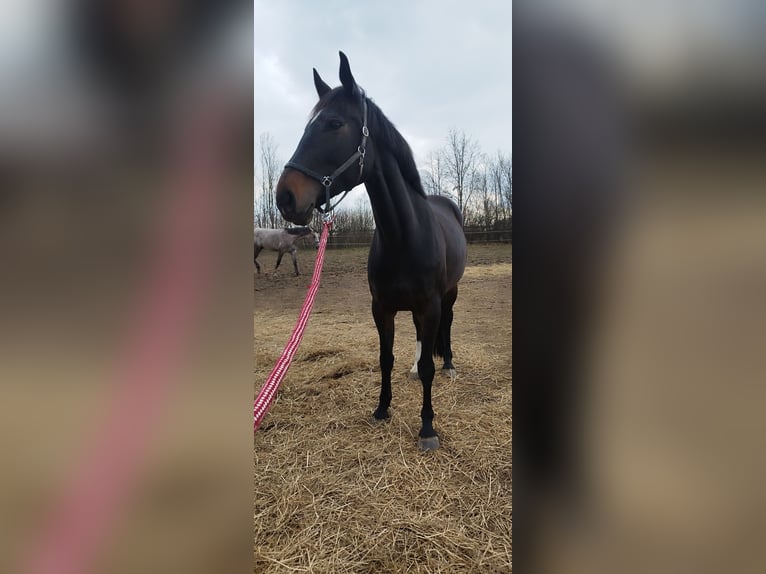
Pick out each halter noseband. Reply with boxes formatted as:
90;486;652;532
285;97;369;219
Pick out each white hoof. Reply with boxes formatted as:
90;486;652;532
443;368;457;380
409;370;420;381
418;436;440;451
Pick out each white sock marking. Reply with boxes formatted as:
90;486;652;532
410;340;422;374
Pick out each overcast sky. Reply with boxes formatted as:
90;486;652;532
254;0;512;207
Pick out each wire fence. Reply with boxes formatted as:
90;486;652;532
317;228;512;249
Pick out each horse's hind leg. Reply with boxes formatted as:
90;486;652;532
275;250;284;270
290;248;300;276
409;314;422;380
416;298;442;451
439;286;458;377
372;301;396;421
254;246;262;274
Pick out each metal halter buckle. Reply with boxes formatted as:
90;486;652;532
321;176;333;187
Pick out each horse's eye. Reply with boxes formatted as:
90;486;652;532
328;119;344;130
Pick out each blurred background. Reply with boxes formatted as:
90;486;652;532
0;1;253;572
2;0;766;572
515;1;766;573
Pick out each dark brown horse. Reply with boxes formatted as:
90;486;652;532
275;52;467;450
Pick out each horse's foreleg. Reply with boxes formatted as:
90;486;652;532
372;301;396;421
416;298;442;451
275;250;284;270
290;248;300;276
409;314;422;380
254;246;262;274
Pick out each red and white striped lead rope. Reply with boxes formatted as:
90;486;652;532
254;219;332;430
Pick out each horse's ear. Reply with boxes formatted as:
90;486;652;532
338;51;358;96
313;68;331;98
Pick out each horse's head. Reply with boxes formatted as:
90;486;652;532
276;51;371;225
293;227;320;248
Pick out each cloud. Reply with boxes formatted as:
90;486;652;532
254;0;512;209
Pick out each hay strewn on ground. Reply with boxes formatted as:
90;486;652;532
254;244;512;573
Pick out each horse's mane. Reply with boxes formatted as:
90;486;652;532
312;88;426;197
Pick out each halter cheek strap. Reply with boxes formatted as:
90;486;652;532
285;98;369;219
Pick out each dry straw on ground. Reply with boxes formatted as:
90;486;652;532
255;245;512;573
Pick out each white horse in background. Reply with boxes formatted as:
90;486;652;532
254;227;319;276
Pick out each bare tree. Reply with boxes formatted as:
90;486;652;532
500;153;512;214
256;132;282;228
472;157;493;230
253;126;511;240
422;150;448;196
323;196;375;246
489;151;512;225
443;128;481;216
489;153;502;225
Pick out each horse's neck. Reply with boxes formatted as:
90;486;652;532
365;153;427;248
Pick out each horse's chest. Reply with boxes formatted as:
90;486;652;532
368;266;435;308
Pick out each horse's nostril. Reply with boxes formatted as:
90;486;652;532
277;188;296;215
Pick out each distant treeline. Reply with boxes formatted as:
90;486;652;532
322;223;512;249
254;128;511;244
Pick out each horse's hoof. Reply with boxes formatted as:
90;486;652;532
418;435;440;451
409;370;420;381
443;368;457;379
372;409;390;422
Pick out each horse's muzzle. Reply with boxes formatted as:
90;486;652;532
276;188;314;224
276;170;318;224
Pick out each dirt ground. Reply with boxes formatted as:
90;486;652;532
254;243;512;573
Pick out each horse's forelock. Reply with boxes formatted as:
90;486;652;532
310;87;367;121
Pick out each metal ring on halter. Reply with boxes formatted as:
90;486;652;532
323;182;331;214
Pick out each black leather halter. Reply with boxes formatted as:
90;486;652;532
284;97;369;217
